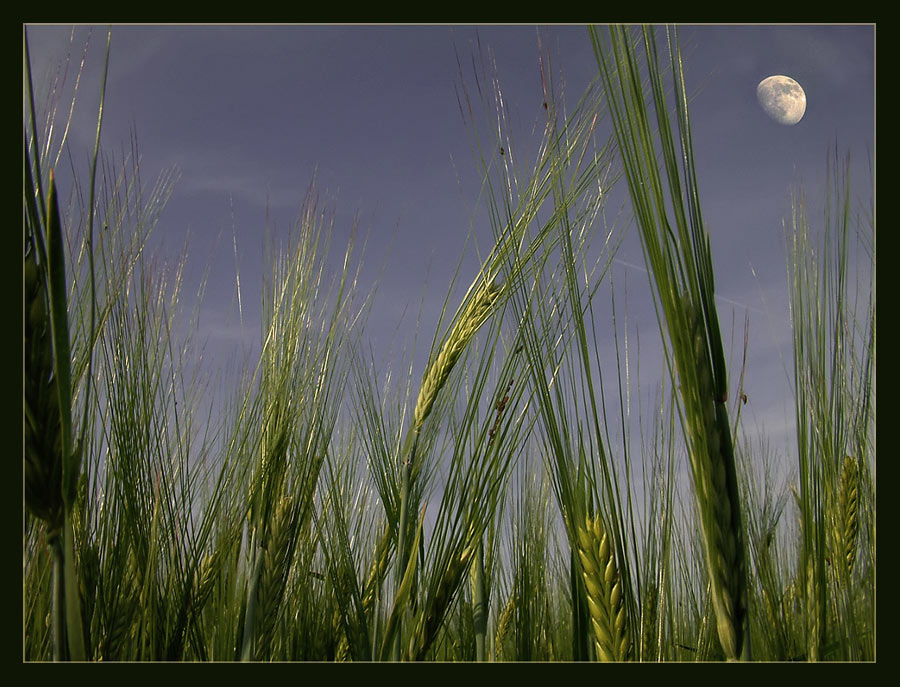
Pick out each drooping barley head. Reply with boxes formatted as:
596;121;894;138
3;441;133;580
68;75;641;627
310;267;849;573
413;279;502;431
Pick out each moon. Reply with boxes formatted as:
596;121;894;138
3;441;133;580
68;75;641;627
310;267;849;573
756;75;807;125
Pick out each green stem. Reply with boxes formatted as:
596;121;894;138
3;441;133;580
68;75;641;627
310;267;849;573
391;455;412;661
50;533;66;661
240;529;264;661
62;514;86;660
570;550;590;661
370;583;380;660
472;539;486;661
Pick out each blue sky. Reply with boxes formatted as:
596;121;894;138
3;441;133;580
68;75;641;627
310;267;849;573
25;24;875;466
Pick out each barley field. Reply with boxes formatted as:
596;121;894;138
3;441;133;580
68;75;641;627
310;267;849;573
23;25;875;662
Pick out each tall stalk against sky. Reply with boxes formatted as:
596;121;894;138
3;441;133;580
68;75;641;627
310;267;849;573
24;27;114;662
592;25;750;660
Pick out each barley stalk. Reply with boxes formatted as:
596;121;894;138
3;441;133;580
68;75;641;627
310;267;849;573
24;241;64;534
78;539;100;655
575;514;630;661
471;540;487;661
24;170;87;661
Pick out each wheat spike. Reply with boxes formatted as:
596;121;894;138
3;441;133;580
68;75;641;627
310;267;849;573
494;594;515;660
575;514;630;661
255;495;295;659
838;455;860;583
193;549;221;612
805;556;821;661
97;576;138;661
333;604;351;662
361;523;393;619
413;279;501;430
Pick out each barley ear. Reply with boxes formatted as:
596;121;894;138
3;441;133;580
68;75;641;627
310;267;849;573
411;542;477;660
575;514;631;661
255;495;295;660
98;581;138;661
362;523;394;619
805;556;821;661
837;455;860;585
333;605;351;662
494;594;515;660
193;550;220;612
683;298;748;661
413;279;502;430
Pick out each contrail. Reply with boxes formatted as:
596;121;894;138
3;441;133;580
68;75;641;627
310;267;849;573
612;257;766;316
